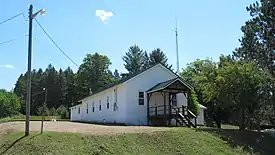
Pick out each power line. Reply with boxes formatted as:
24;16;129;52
0;13;28;46
34;18;79;67
32;35;66;70
0;39;16;45
0;13;24;25
0;34;28;46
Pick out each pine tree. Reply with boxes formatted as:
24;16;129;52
122;45;145;74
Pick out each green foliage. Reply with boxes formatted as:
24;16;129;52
234;0;275;76
37;103;49;116
122;45;172;75
13;53;116;116
57;105;69;119
217;59;274;129
181;55;274;130
0;90;21;118
143;51;150;70
76;53;114;99
122;45;146;74
181;59;218;104
188;90;200;116
14;65;78;115
60;110;69;119
113;69;120;81
149;48;172;69
49;107;57;116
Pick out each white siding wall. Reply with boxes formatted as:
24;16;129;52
196;108;205;125
70;105;82;121
70;84;127;124
125;65;177;125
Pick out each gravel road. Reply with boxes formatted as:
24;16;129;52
0;121;169;135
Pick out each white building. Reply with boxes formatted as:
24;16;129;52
70;63;206;127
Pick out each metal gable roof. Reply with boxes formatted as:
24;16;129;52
146;78;177;92
146;77;192;93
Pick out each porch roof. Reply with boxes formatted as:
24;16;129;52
146;77;193;93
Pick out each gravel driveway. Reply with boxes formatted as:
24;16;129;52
0;121;169;135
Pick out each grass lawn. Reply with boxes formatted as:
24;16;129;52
1;127;274;155
0;115;68;123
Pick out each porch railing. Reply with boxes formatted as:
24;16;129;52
148;105;197;127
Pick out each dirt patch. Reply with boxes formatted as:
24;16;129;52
0;121;170;135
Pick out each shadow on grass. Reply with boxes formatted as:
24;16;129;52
196;128;275;155
29;133;41;140
0;133;41;155
0;135;26;155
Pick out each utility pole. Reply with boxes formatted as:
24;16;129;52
25;4;33;136
175;18;180;75
41;88;47;134
25;4;46;136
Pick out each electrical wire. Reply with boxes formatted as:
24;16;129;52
0;13;24;25
0;39;16;45
0;34;28;46
34;18;79;67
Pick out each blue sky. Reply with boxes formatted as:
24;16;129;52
0;0;254;90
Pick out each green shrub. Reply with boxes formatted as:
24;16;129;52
57;105;69;119
0;90;21;118
188;90;200;116
49;107;57;116
37;103;49;116
60;110;69;119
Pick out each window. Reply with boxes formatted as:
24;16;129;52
92;102;95;112
114;88;118;111
86;104;88;114
99;100;102;111
107;96;109;109
78;107;80;114
113;103;117;111
139;92;144;105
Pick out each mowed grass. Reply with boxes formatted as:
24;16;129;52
1;127;273;155
0;115;68;123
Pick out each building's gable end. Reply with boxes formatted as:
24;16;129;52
124;64;177;85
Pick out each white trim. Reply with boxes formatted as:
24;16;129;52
146;78;190;94
69;104;82;109
199;104;207;109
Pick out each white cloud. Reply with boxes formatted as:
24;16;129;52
95;10;114;24
1;64;15;69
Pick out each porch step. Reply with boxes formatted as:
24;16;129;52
178;113;196;128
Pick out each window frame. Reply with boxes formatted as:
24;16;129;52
107;96;109;109
92;101;95;112
99;100;102;111
113;88;118;111
138;92;145;105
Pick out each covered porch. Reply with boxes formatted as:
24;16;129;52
146;77;197;127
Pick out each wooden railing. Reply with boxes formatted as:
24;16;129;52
148;105;170;116
148;105;197;127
